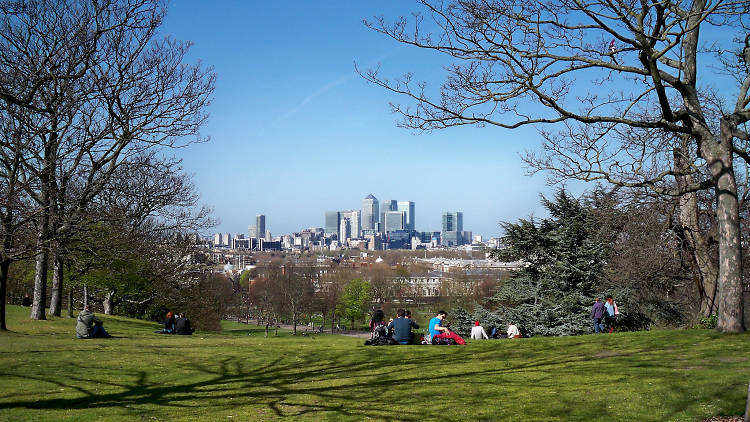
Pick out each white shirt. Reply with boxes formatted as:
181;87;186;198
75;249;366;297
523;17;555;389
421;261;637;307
507;324;520;338
470;325;488;340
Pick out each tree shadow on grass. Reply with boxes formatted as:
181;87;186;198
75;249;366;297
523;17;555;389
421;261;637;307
0;338;745;421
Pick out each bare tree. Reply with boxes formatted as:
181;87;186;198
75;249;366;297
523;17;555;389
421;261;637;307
362;0;750;332
0;106;38;330
0;0;215;320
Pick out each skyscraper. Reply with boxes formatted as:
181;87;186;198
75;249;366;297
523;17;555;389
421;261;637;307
379;199;397;233
442;211;464;246
341;210;360;238
397;201;415;231
384;210;406;232
339;217;351;242
256;215;265;240
325;211;340;238
362;194;379;231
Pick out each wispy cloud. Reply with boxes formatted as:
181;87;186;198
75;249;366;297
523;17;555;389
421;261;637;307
269;53;390;128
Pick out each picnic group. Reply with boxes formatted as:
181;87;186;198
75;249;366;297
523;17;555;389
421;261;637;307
365;296;620;346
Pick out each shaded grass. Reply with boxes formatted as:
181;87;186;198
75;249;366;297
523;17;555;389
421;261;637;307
0;305;748;421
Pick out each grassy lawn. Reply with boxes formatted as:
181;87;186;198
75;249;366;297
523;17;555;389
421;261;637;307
0;304;748;421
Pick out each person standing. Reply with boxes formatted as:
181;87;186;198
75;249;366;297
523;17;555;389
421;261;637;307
604;296;617;333
591;298;606;333
470;321;489;340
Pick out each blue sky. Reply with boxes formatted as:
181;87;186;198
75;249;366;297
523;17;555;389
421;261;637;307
161;1;558;238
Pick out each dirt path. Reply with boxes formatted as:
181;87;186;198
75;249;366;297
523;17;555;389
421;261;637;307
243;319;371;339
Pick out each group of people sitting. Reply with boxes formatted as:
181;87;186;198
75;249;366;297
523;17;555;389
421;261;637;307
365;308;524;346
159;311;195;335
365;308;419;345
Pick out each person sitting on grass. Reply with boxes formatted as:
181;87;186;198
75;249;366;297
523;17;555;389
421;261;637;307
369;309;385;338
471;321;489;340
427;310;454;344
175;313;195;335
428;310;450;340
160;311;176;334
76;306;111;339
507;323;521;339
387;308;420;345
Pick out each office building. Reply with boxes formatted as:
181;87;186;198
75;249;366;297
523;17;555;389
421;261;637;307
397;201;415;231
442;211;464;246
384;210;406;232
256;215;266;240
339;217;351;242
379;199;397;233
248;214;265;241
325;211;340;238
362;194;379;231
340;210;360;238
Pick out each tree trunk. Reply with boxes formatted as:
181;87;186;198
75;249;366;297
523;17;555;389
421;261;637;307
48;252;64;316
103;290;114;315
675;142;719;317
30;238;48;320
0;259;9;330
709;132;745;332
83;284;88;309
678;190;718;317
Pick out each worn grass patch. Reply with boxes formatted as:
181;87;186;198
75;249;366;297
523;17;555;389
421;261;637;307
0;305;748;421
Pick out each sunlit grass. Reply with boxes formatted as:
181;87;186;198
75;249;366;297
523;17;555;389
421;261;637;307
0;304;747;421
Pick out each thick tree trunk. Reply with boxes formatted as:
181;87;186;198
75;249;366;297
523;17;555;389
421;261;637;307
48;252;64;316
709;133;745;332
30;238;48;320
674;142;719;317
0;259;9;330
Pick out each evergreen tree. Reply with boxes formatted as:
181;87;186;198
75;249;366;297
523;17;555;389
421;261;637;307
487;190;616;336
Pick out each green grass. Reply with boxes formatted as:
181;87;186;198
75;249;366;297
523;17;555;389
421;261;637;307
0;305;748;421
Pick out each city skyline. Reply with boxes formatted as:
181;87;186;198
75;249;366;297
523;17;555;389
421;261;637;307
161;1;568;238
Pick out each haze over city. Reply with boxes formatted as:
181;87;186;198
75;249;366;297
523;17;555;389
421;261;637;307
160;1;560;238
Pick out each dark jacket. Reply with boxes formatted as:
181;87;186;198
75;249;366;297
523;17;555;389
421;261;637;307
591;301;605;318
175;317;194;335
387;317;420;344
163;316;176;333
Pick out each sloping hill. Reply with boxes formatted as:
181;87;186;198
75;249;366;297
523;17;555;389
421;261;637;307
0;305;747;421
